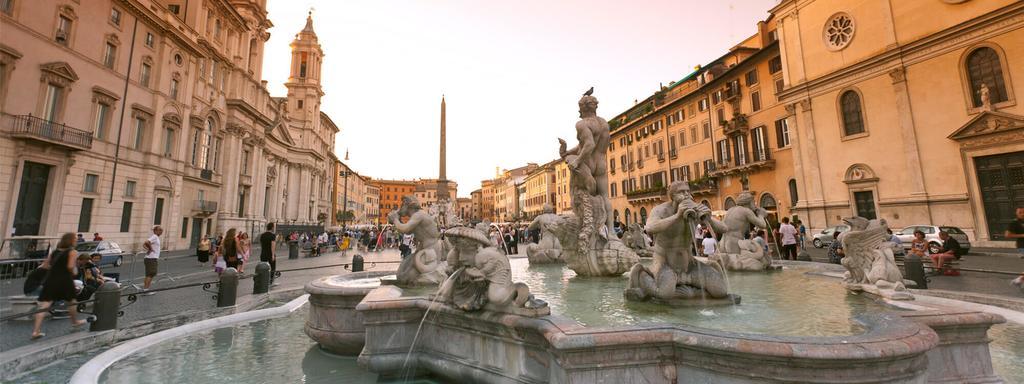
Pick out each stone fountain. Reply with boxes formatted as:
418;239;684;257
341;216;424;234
299;92;1007;384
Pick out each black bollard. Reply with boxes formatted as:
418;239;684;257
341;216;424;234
351;254;364;272
904;254;928;289
253;262;271;294
90;281;121;332
217;268;239;307
288;241;299;260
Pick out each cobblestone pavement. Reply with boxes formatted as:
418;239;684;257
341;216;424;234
0;247;406;353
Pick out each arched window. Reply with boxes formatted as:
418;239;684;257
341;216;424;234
966;47;1008;107
700;200;711;209
613;209;619;222
624;208;631;225
760;193;777;210
724;197;736;210
788;179;799;207
640;207;647;225
840;90;864;136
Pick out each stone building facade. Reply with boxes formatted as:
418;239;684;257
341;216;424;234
333;160;368;227
772;0;1024;246
0;1;337;252
607;17;793;228
479;179;495;223
521;161;557;219
470;188;482;223
373;179;416;222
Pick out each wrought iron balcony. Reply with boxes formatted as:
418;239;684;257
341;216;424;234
4;114;93;150
194;200;218;213
709;151;775;177
688;179;718;195
722;114;750;136
669;149;678;159
657;153;666;162
626;185;667;204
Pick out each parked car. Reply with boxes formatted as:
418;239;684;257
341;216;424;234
811;225;851;248
894;225;971;255
75;241;125;267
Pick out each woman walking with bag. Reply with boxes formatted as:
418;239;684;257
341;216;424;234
31;233;87;339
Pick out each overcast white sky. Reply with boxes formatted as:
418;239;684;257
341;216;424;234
261;0;777;198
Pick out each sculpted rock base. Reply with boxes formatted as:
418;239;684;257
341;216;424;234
709;239;773;272
526;244;563;264
566;239;638;277
625;258;736;304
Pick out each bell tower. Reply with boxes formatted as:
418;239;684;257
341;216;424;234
285;11;324;123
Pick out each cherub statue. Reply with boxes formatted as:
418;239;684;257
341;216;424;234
388;195;448;286
439;223;547;312
840;216;910;298
525;204;564;264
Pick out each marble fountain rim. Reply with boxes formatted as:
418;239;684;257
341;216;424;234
69;294;310;384
356;285;943;361
305;270;398;296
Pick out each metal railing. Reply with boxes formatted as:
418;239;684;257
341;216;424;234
5;114;93;150
194;200;218;213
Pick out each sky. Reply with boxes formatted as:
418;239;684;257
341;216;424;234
261;0;778;198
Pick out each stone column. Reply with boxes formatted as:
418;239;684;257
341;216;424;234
784;103;806;208
219;127;243;220
889;67;927;197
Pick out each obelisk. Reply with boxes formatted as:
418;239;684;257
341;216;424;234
437;96;449;201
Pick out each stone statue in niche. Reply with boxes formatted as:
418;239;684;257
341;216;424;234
839;216;912;300
980;83;992;111
388;195;448;286
557;89;639;277
438;224;548;314
707;191;773;271
624;223;652;258
625;181;736;305
525;204;564;264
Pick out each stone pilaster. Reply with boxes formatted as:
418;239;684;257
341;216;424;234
889;67;928;197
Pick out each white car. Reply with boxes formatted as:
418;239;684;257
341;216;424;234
894;225;971;255
811;225;851;248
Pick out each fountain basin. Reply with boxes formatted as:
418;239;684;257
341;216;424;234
304;271;395;355
355;284;957;383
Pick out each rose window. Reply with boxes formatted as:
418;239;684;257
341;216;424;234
824;13;855;51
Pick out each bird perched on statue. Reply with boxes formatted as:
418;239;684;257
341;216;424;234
583;87;594;96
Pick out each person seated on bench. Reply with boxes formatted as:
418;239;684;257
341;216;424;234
930;231;961;276
89;254;119;282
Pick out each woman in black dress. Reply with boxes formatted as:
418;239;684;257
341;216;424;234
32;233;87;339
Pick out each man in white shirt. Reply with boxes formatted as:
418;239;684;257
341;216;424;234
142;225;163;294
778;217;798;260
701;232;718;256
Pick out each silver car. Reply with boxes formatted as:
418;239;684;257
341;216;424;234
75;241;125;267
894;225;971;255
811;225;851;248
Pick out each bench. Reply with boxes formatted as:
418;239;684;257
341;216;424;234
894;253;962;273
